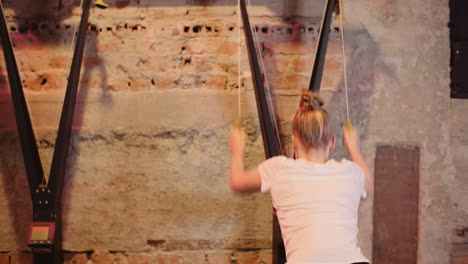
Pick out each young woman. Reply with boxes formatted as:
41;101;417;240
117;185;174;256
229;90;373;264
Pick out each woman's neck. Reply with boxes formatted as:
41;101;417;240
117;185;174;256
296;146;329;164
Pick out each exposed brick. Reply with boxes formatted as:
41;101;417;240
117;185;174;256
185;40;221;54
50;56;72;69
263;56;290;74
207;251;231;264
323;56;342;74
10;253;32;264
218;41;238;56
105;74;131;91
155;253;180;264
84;56;104;68
18;52;50;72
23;71;68;91
258;250;272;264
233;251;257;264
263;41;314;55
142;39;184;55
129;77;151;91
454;256;468;264
275;74;309;90
181;252;205;264
291;56;313;73
151;73;179;89
10;34;46;51
127;254;154;264
0;253;9;264
64;253;88;264
138;55;174;72
91;251;115;263
205;75;227;90
96;39;125;53
113;252;128;264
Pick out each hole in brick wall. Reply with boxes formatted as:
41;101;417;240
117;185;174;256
229;26;234;31
308;27;314;32
334;27;339;33
132;25;138;31
19;25;27;33
214;28;219;32
30;23;38;31
65;24;71;30
206;26;212;32
124;23;128;29
262;27;268;33
184;26;190;33
151;79;155;86
10;26;16;32
255;26;259;32
107;27;112;31
193;25;202;33
185;10;189;15
90;24;98;32
173;79;180;85
127;82;131;86
181;46;186;52
41;78;47;85
184;57;192;65
287;28;292;34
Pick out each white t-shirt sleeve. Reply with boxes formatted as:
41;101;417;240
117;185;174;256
355;164;367;199
258;156;285;193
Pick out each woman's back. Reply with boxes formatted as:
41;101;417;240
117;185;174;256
259;156;368;264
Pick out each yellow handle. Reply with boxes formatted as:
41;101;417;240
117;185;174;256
345;119;352;130
95;0;108;8
234;117;242;129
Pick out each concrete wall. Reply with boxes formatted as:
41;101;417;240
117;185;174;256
0;0;467;263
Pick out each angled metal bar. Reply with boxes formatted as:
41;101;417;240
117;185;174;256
38;1;92;262
239;0;282;157
0;0;43;194
309;0;337;92
239;1;285;264
48;0;91;200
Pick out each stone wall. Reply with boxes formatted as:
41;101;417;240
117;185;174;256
0;0;466;263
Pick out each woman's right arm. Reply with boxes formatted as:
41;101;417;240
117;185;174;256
343;127;374;197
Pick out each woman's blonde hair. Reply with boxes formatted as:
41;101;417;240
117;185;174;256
292;90;333;150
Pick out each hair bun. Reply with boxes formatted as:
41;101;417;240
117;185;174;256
299;90;323;111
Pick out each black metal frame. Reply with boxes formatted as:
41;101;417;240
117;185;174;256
0;0;92;263
309;0;337;92
239;0;337;263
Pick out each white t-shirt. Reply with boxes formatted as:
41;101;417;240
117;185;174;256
258;156;369;264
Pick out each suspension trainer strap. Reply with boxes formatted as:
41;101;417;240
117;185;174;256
0;0;43;194
309;0;337;92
